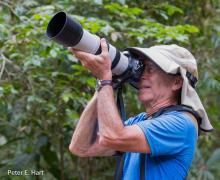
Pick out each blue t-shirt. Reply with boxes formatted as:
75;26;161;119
122;111;198;180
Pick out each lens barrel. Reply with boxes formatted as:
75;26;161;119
46;12;136;78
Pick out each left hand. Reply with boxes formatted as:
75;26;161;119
69;38;112;80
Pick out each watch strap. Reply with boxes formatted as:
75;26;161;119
97;80;113;91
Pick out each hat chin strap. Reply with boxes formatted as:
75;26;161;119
186;71;197;88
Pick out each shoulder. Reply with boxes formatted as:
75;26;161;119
157;110;196;128
183;112;199;134
138;110;197;138
166;111;197;137
165;111;198;135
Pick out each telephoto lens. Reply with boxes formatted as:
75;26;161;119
46;11;130;77
46;12;144;89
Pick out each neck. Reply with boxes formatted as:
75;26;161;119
146;99;178;117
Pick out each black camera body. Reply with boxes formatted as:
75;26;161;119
46;11;144;89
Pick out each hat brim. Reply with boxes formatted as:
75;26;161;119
126;47;180;74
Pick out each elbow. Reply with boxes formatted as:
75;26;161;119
98;128;125;148
98;135;117;148
69;144;89;157
99;136;108;147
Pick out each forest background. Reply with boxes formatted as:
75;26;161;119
0;0;220;179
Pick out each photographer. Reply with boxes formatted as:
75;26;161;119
68;38;213;180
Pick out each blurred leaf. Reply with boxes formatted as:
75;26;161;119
207;148;220;166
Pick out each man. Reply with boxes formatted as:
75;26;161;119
68;38;213;180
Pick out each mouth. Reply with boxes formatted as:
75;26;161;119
139;85;150;90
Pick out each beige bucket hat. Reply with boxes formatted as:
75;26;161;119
127;44;213;132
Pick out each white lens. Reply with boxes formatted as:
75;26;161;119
112;53;129;75
73;30;100;54
73;30;129;76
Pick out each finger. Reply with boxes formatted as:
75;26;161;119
100;38;109;56
75;51;96;61
68;47;81;54
68;48;85;64
70;49;96;63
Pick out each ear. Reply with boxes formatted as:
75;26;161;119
172;76;183;91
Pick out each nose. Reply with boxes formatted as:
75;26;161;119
138;74;147;87
140;73;149;80
139;72;152;87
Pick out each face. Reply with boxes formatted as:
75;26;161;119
138;60;179;107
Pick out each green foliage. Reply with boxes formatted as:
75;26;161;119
0;0;220;179
189;148;220;179
153;2;184;20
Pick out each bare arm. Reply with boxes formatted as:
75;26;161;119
69;92;115;157
98;86;150;153
69;39;150;154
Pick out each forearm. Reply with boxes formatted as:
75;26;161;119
97;86;149;153
69;92;98;153
97;86;124;140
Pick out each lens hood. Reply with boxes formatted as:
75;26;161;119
46;11;83;47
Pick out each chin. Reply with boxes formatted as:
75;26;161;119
138;94;152;104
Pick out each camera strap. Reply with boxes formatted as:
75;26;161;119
114;103;201;180
114;85;126;180
116;85;126;122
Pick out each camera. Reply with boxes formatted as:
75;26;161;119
46;11;144;89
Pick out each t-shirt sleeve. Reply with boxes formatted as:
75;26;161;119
136;112;194;156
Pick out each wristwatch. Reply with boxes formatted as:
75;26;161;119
96;80;113;92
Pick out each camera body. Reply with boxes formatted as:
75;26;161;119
46;11;144;89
